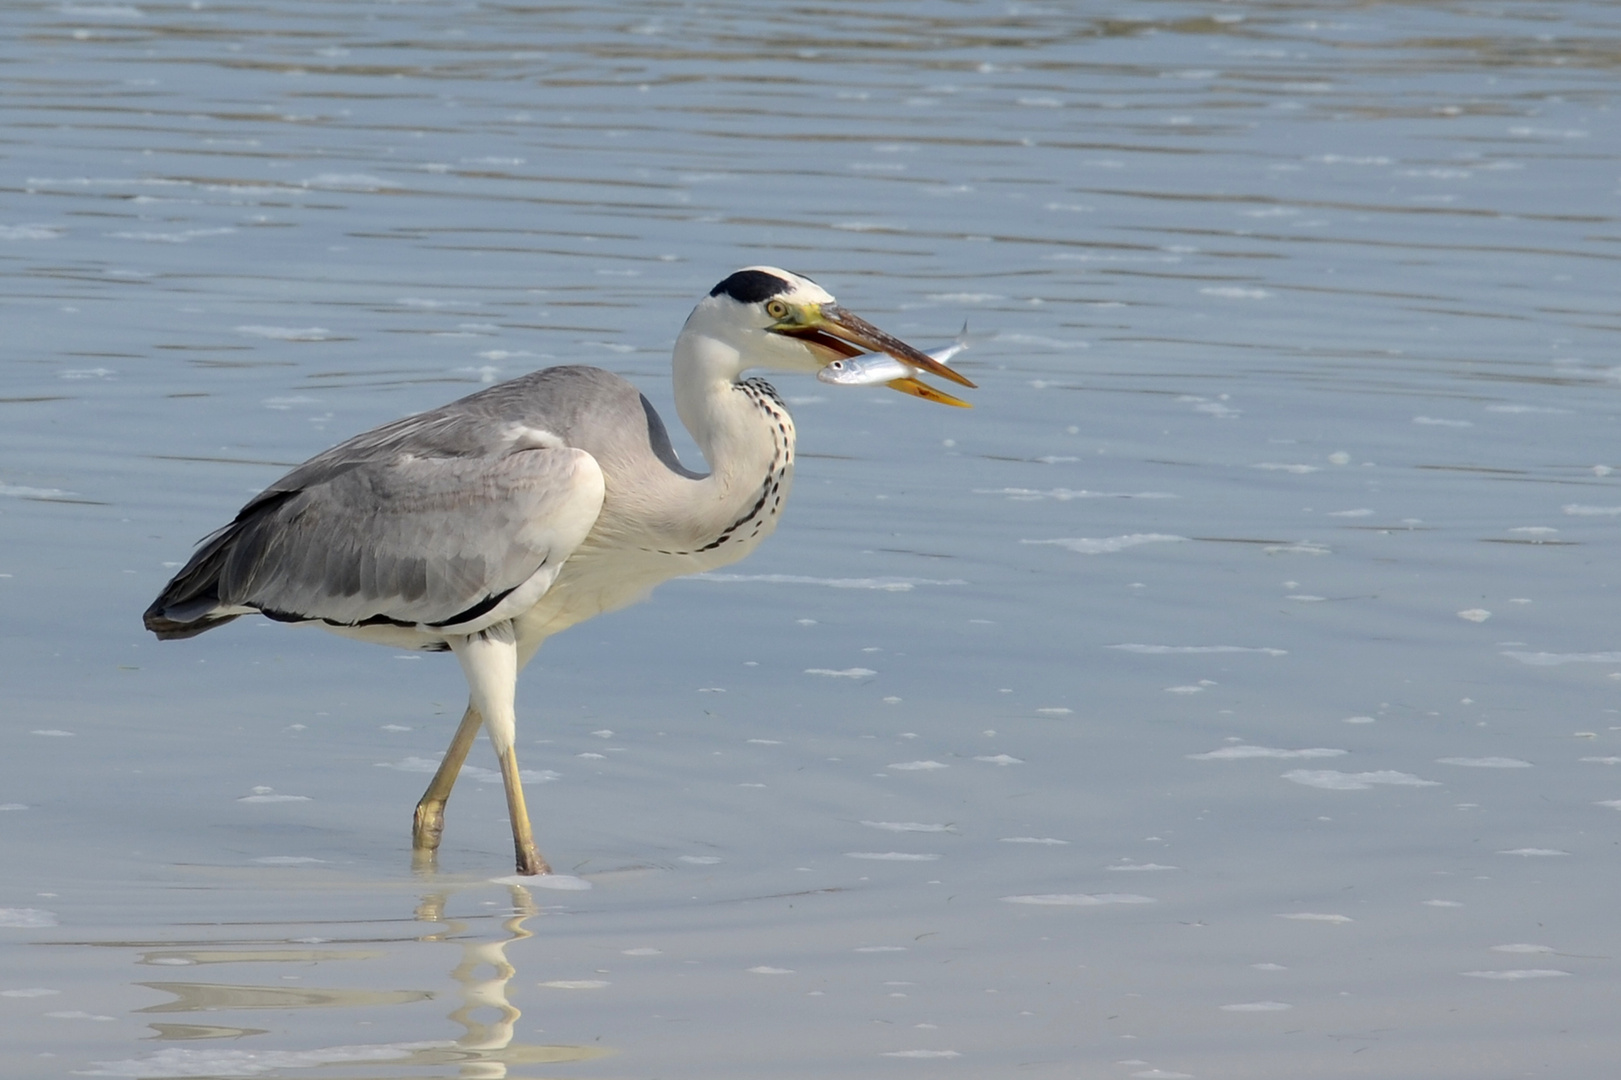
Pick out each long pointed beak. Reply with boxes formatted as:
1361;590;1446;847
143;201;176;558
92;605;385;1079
787;305;978;389
886;376;972;408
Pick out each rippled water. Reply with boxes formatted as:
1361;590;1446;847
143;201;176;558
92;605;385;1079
4;2;1620;1077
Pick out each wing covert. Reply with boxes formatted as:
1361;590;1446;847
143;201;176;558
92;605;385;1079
218;445;605;631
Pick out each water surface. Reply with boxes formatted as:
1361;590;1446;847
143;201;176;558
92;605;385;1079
3;2;1620;1077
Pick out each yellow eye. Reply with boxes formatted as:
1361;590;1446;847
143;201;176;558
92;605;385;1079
765;299;790;320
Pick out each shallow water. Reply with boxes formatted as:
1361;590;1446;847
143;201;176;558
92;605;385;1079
3;2;1620;1076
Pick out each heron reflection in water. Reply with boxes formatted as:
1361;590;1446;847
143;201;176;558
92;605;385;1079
145;268;975;874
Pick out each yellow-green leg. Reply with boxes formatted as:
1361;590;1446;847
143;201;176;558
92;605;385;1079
497;743;548;876
450;622;550;876
413;702;484;855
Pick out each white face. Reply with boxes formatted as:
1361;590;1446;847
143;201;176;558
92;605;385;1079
687;267;843;375
684;266;974;397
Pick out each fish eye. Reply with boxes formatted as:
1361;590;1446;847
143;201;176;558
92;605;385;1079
764;299;790;320
826;359;846;371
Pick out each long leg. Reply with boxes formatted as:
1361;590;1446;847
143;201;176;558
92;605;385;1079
412;701;484;854
451;621;548;875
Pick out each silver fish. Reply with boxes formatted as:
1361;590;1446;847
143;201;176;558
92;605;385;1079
817;341;969;386
817;339;972;408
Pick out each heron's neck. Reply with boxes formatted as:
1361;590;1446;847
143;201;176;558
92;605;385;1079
672;331;792;486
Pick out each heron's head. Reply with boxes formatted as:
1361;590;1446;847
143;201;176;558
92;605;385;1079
681;266;974;401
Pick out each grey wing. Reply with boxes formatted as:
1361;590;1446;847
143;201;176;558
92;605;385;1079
151;443;605;637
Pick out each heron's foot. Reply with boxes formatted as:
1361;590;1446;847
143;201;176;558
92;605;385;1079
413;799;446;853
514;841;550;877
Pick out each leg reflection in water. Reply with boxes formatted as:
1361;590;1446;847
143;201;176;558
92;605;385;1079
419;883;528;1072
413;882;606;1078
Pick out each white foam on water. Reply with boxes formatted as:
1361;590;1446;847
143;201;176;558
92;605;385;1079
1276;912;1353;923
996;332;1090;349
1491;944;1555;953
302;173;398;191
1436;756;1530;767
237;787;309;803
1220;1000;1292;1011
1191;400;1241;418
1460;969;1570;980
377;756;444;774
235;325;334;341
1000;837;1069;845
1252;462;1319;474
108;226;236;243
1188;745;1346;760
1562;504;1621;516
976;488;1176;501
697;573;963;591
1113;644;1287;656
1022;534;1188;554
747;966;794;975
0;224;62;240
1498;849;1567;857
1201;286;1271;299
58;6;146;19
882;1050;961;1058
861;821;954;832
377;757;556;785
804;667;876;678
1001;893;1156;906
1457;609;1492;622
1413;416;1473;427
887;761;948;771
975;754;1025;765
491;874;592;890
845;852;941;861
1;484;78;500
927;292;1003;303
83;1039;457;1076
1108;863;1178;872
1503;650;1621;665
539;979;609;989
1264;542;1331;555
1283;769;1439;790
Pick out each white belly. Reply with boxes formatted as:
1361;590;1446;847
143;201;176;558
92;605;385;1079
511;477;792;665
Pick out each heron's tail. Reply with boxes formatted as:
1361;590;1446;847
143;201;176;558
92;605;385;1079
143;524;244;640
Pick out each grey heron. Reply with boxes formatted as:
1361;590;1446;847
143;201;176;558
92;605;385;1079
144;267;976;875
